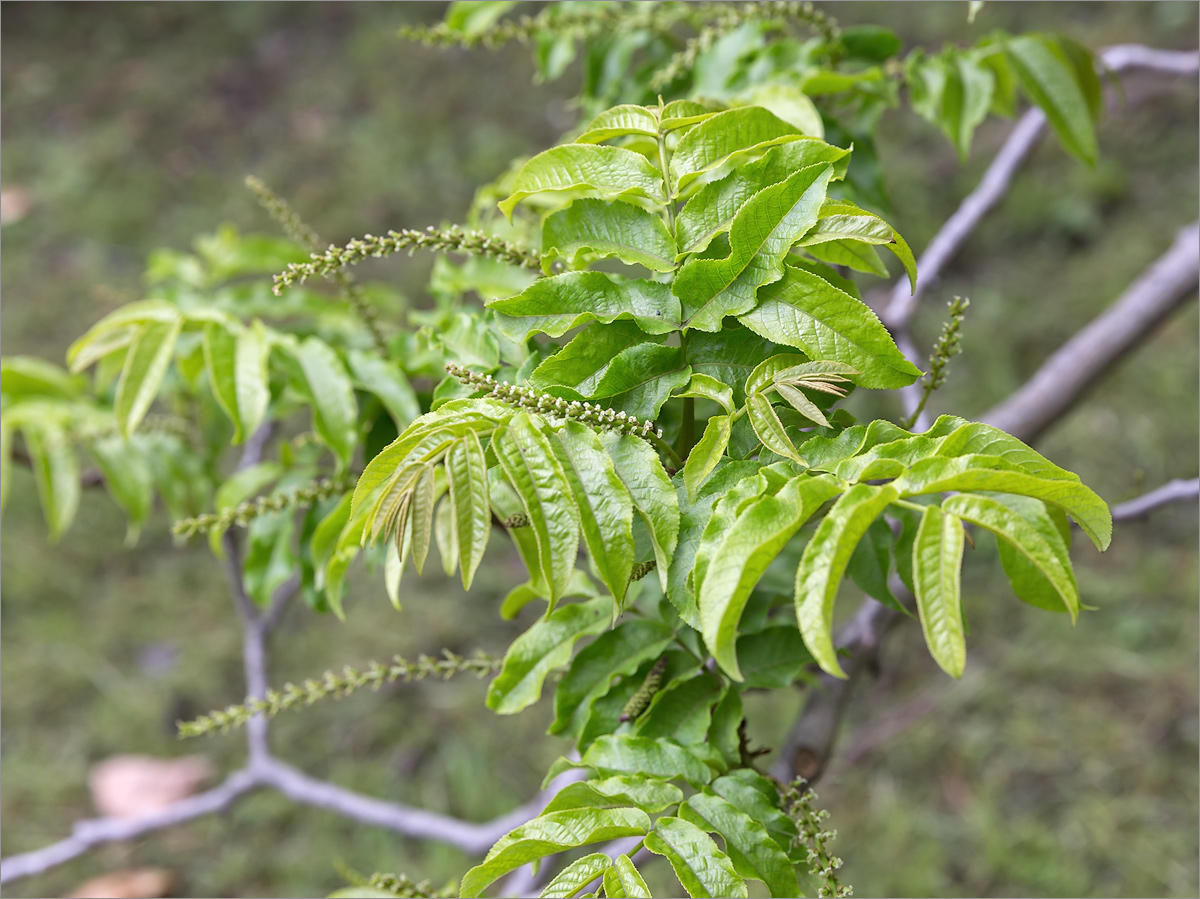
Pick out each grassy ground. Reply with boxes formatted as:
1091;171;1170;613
2;3;1197;897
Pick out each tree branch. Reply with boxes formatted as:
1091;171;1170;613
1112;477;1199;521
983;221;1199;443
0;769;261;884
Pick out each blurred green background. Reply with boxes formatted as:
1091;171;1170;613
1;3;1196;897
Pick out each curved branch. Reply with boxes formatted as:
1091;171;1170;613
0;769;261;884
983;221;1198;443
1112;477;1199;521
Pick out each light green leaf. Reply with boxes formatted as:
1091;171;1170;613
670;107;803;190
541;853;613;899
685;329;784;408
493;413;582;603
445;431;491;589
549;619;672;734
774;383;830;427
934;419;1077;480
66;300;180;373
543;199;677;272
676;140;850;257
203;320;269;444
115;317;183;437
537;343;690;421
347;348;420;430
635;672;724;744
684;415;732;504
89;436;154;539
21;421;80;541
736;626;816;689
531;322;663;398
675;164;834;331
311;491;353;590
580;735;716;786
740;265;922;388
444;0;518;35
487;596;610;715
408;464;439;575
681;793;800;898
644;816;747;899
810;200;919;292
459;807;651;898
575;104;661;144
942;492;1081;620
796;483;899;677
1;356;83;400
709;770;797;855
675;372;734;414
499;144;666;219
1006;34;1098;165
913;505;967;677
489;272;681;341
893;454;1111;551
746;393;801;463
600;433;679;592
744;353;814;396
542;775;683;814
804;238;888;277
604;855;653;898
661;99;722;132
991;494;1079;615
700;474;841;679
290;337;359;469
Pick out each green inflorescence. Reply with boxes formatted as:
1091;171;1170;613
178;650;502;738
272;226;542;295
171;476;354;538
784;777;853;898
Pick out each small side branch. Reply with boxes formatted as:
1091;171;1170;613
1112;478;1199;521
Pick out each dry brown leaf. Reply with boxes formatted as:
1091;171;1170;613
88;755;212;819
64;867;174;898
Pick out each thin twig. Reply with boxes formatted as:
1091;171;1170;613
1111;478;1199;521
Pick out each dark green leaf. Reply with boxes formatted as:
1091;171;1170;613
1006;34;1098;164
736;626;816;689
636;672;725;744
681;793;800;897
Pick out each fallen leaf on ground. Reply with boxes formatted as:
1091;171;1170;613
88;754;212;819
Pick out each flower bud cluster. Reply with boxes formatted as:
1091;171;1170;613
245;176;321;250
446;364;663;440
784;778;852;898
172;476;353;539
629;559;658;583
273;226;542;295
926;295;969;392
179;650;501;738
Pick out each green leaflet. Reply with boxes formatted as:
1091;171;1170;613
1006;34;1099;165
540;853;613;899
486;596;610;715
551;618;674;738
913;505;967;678
804;238;888;277
600;432;679;592
933;419;1077;481
563;343;689;421
445;431;490;589
709;770;798;857
681;793;800;898
580;734;717;786
675;372;734;414
670;106;804;190
21;421;80;541
89;435;154;540
66;300;180;373
684;414;732;503
542;199;677;272
685;329;783;408
289;337;359;469
635;672;725;744
603;854;653;898
893;454;1111;550
488;271;682;341
699;474;842;680
674;164;834;332
796;483;900;678
459;807;651;898
311;491;353;592
744;353;814;396
706;690;744;769
115;317;183;437
846;516;901;609
203;320;269;444
542;774;683;815
0;356;84;401
907;48;995;160
736;626;816;689
644;816;748;899
575;104;661;143
347;348;421;431
675;139;851;257
499;143;666;219
746;393;801;463
493;413;582;604
802;200;918;291
661;99;721;132
942;492;1081;620
531;322;663;398
740;265;922;389
990;494;1079;615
